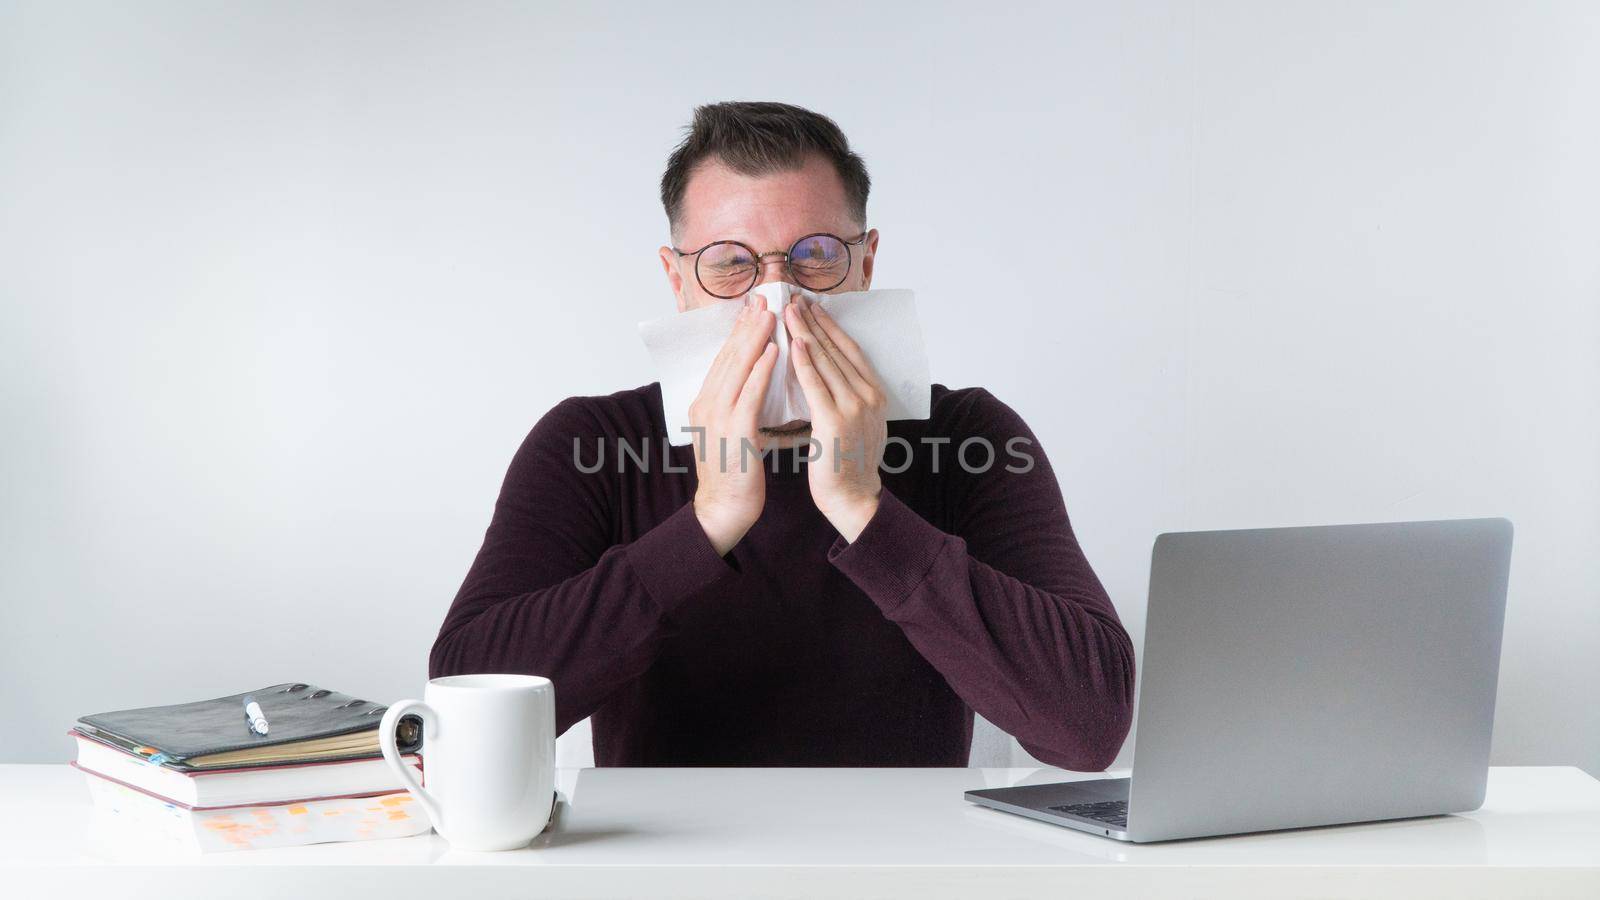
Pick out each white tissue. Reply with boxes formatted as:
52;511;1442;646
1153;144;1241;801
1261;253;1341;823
638;283;932;444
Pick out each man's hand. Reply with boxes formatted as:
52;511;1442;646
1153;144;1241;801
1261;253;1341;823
786;297;887;542
689;299;778;555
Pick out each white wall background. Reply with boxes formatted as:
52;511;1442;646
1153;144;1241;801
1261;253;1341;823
2;1;1595;776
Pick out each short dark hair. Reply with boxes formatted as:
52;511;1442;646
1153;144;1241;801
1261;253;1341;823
660;101;870;238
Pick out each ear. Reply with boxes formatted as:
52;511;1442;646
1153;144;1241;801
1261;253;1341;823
659;245;689;313
860;228;879;290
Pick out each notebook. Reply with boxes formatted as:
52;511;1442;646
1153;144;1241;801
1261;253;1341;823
75;682;423;770
80;767;432;853
70;729;423;808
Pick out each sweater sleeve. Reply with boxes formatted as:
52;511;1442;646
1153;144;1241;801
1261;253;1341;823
826;391;1136;771
429;398;736;735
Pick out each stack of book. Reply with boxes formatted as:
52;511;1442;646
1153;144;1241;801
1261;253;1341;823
71;682;429;852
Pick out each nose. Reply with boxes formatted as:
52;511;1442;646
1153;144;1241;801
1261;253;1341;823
752;252;791;287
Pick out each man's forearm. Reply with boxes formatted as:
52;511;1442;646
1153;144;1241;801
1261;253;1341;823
827;489;1136;770
431;501;737;735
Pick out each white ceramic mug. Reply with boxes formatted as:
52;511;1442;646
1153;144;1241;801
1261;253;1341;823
379;673;556;851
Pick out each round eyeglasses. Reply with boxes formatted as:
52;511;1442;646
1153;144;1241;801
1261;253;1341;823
672;231;868;299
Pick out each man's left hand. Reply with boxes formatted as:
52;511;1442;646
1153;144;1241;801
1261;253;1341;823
785;297;887;542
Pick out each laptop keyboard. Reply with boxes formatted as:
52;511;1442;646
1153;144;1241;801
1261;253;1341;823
1048;799;1128;828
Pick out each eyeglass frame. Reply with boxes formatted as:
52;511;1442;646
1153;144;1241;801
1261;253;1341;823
671;230;870;299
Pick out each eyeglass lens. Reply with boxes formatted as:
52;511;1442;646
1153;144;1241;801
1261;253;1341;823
696;234;851;299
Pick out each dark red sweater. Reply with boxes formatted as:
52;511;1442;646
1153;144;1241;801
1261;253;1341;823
429;383;1135;769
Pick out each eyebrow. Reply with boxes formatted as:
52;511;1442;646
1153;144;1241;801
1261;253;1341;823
686;229;857;252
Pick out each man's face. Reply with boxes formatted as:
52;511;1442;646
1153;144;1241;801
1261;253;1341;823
658;154;879;447
658;154;878;313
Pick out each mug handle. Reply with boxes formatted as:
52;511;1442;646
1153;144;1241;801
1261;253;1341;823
379;699;443;827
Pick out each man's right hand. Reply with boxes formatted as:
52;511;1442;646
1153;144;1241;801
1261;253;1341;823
688;298;778;556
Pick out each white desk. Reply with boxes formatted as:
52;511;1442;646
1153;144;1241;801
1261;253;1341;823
2;764;1597;898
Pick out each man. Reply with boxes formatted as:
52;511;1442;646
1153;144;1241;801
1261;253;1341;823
430;101;1135;769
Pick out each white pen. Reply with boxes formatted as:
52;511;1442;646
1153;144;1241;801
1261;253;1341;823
243;696;269;735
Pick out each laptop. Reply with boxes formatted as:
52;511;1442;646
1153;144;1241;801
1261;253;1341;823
964;517;1513;842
